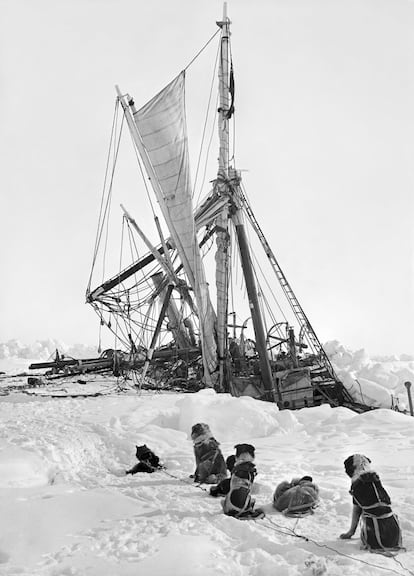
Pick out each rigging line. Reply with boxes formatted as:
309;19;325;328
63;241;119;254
239;181;329;363
113;217;128;352
183;28;221;72
231;221;245;299
256;517;408;576
128;122;156;217
227;42;236;166
126;219;161;293
250;239;288;324
87;100;121;289
243;222;273;334
195;93;219;208
125;222;144;344
228;228;235;328
192;35;221;200
231;104;236;167
99;113;126;290
240;182;293;325
125;222;142;308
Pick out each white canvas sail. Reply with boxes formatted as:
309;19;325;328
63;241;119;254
132;72;217;379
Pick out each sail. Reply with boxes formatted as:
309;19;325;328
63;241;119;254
133;72;217;379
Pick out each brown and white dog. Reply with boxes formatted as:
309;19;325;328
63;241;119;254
340;454;403;553
191;423;227;484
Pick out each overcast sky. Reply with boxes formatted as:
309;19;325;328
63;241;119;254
1;0;413;356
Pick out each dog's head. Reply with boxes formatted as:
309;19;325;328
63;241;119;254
135;444;153;461
344;454;371;478
234;443;255;462
191;423;212;442
299;475;313;483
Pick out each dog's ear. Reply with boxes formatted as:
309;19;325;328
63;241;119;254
343;455;355;477
300;475;313;482
226;455;236;472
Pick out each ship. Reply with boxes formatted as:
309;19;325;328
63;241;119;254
85;4;369;412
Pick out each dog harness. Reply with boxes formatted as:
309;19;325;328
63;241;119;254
222;462;256;518
351;481;402;553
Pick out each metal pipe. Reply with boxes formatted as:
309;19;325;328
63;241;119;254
404;381;413;416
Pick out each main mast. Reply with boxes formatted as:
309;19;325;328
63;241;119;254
216;4;275;400
215;3;231;391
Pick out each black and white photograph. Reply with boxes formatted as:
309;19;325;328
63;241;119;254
0;1;413;574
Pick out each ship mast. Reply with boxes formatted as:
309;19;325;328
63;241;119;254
215;3;231;390
217;3;230;177
216;4;275;400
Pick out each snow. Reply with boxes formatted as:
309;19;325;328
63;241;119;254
0;350;413;575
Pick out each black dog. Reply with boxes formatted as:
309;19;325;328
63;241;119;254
340;454;402;552
126;444;163;475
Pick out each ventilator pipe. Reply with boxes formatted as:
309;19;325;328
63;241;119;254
404;381;413;416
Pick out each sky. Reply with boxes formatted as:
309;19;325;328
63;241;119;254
0;351;413;575
1;0;413;356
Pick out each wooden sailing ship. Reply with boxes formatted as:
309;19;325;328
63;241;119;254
85;4;368;411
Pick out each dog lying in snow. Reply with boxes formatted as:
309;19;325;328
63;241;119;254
190;423;227;484
340;454;402;553
221;444;263;519
273;476;319;516
125;444;163;475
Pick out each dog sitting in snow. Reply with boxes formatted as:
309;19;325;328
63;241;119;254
125;444;163;475
273;476;319;517
191;423;227;484
222;443;263;519
340;454;403;553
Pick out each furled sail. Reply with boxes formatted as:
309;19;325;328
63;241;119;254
132;72;217;380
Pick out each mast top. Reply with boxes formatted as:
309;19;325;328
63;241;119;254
217;2;230;29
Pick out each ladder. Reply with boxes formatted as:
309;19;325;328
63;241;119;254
236;185;354;404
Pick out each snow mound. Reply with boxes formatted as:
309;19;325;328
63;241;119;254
0;445;52;488
175;389;283;441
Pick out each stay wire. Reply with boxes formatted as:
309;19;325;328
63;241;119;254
87;100;121;289
130;135;156;217
195;93;219;208
88;101;118;271
183;28;221;72
192;35;220;201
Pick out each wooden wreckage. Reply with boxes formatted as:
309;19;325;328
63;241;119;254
31;6;370;411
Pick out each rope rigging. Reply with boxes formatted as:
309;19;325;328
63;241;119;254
192;37;221;203
87;100;124;292
183;28;221;73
